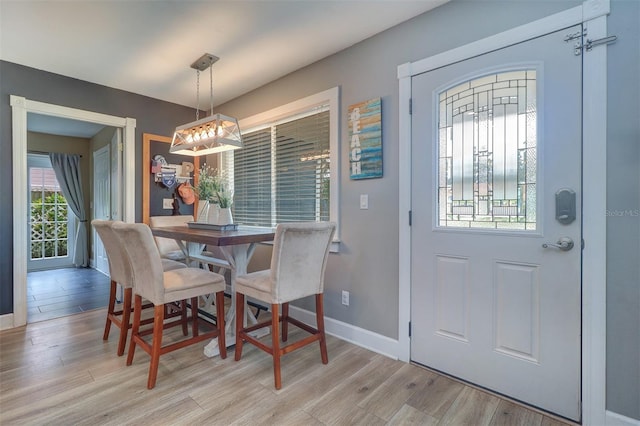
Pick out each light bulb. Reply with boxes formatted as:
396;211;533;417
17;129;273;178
207;127;216;138
186;133;193;143
193;131;201;142
217;126;225;137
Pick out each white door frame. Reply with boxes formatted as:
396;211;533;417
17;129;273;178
9;96;136;328
398;1;608;424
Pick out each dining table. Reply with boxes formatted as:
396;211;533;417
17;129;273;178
150;224;275;357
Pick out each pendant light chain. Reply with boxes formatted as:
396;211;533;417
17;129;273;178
210;65;214;117
195;69;200;121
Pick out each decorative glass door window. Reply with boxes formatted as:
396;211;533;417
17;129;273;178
437;70;537;230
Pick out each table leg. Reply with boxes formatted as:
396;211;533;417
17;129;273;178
203;243;268;357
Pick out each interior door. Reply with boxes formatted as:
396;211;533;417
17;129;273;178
110;129;122;221
410;25;582;420
93;145;110;274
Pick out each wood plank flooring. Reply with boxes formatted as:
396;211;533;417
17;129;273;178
0;308;574;425
27;267;110;323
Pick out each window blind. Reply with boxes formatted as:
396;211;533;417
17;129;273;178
233;109;330;227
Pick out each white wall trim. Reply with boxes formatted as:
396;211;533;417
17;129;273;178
0;313;15;331
607;411;640;426
397;0;609;424
9;95;136;328
397;68;412;363
289;305;400;361
581;10;609;426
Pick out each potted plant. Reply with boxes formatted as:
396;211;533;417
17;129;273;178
214;170;234;225
194;164;220;222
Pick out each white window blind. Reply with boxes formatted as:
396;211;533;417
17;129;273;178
232;109;330;227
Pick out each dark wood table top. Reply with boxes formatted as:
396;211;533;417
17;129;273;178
150;225;275;247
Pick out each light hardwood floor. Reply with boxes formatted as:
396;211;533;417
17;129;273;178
0;308;573;425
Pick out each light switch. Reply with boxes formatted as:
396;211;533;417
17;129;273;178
163;198;174;209
360;194;369;210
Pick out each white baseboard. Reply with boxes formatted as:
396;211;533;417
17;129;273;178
289;305;400;360
607;411;640;426
0;313;15;331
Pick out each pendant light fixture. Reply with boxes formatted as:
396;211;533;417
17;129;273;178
170;53;243;156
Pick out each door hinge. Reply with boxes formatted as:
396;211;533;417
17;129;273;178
409;321;412;337
409;98;413;115
118;142;124;152
409;210;412;226
582;238;585;250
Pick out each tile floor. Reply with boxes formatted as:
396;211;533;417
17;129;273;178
27;267;111;323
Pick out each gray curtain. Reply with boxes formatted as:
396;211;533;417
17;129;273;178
49;153;88;267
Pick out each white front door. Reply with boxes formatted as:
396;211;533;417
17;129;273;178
93;145;110;274
410;25;582;420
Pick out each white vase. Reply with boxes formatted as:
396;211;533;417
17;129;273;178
196;200;209;223
207;203;220;224
217;207;233;225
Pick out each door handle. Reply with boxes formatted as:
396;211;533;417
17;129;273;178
542;237;574;251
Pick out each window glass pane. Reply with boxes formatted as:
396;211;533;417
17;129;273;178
29;164;70;260
437;70;537;230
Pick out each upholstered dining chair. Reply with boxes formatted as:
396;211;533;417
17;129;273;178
149;215;230;273
112;222;227;389
92;220;187;356
234;222;336;389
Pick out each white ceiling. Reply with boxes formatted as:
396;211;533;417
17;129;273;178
1;0;448;110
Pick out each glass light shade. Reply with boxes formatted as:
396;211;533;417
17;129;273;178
170;113;243;156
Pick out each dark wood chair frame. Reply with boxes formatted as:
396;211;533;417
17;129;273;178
234;292;328;390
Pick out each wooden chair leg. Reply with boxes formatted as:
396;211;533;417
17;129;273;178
271;303;282;390
216;291;226;359
148;305;165;389
103;279;117;340
234;292;245;361
282;302;289;342
316;294;328;365
180;300;188;336
117;288;132;356
126;294;142;366
191;297;199;337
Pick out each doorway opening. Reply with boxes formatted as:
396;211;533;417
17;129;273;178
10;96;136;327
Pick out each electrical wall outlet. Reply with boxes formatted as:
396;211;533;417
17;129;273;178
341;290;350;306
163;198;173;209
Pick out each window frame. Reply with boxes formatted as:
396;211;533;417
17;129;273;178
222;87;341;249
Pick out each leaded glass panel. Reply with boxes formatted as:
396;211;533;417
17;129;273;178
437;70;537;230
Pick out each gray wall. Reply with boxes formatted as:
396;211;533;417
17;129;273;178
0;61;197;314
218;0;639;419
1;0;637;420
605;0;640;419
219;0;581;339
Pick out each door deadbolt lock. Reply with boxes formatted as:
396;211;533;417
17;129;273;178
542;237;574;251
555;188;576;225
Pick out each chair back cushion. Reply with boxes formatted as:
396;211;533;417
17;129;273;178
149;215;194;257
270;222;336;303
112;222;166;305
92;220;132;287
